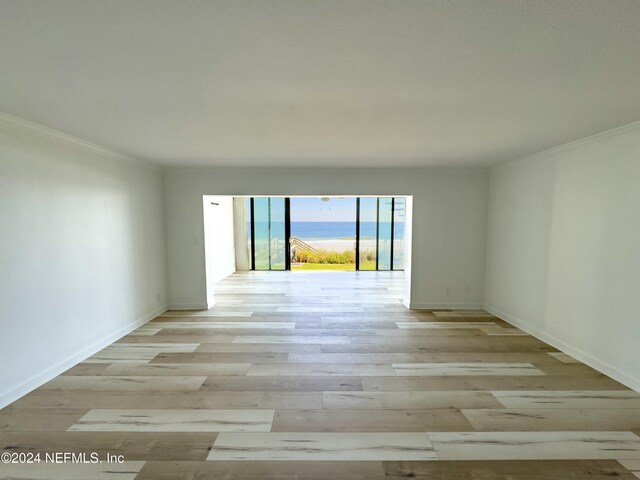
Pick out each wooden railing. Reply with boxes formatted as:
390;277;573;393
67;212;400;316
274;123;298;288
289;237;317;253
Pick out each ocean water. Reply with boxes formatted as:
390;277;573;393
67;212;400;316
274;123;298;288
250;221;405;240
292;221;357;240
291;221;404;240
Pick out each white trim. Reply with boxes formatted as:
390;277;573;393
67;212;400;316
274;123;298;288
0;305;168;409
167;303;210;310
493;119;640;169
0;111;158;171
484;304;640;393
409;302;483;310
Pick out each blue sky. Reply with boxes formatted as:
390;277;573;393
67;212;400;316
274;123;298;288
290;197;356;222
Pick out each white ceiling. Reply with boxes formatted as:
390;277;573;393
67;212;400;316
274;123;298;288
1;0;640;167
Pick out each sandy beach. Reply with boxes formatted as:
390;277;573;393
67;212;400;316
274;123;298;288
301;239;377;253
298;238;405;254
304;239;356;252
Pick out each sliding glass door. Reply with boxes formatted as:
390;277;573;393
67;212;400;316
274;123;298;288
250;197;288;271
357;197;377;270
392;197;406;270
247;196;405;271
269;197;287;270
377;197;393;270
252;197;270;270
355;197;405;271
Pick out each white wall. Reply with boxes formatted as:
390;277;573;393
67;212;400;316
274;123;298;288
203;195;236;307
0;114;168;407
402;196;414;306
164;167;489;309
484;122;640;392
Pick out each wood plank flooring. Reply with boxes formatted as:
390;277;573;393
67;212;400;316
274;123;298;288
1;271;639;479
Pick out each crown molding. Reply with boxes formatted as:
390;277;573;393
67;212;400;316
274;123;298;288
0;111;160;171
493;119;640;170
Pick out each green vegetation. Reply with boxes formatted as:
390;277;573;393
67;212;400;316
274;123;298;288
295;249;355;264
359;259;376;270
291;248;377;271
359;250;376;263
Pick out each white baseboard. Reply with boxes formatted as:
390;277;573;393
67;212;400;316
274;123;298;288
409;302;483;310
484;304;640;393
167;303;209;310
0;305;168;409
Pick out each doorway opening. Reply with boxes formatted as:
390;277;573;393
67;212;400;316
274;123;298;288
203;194;412;308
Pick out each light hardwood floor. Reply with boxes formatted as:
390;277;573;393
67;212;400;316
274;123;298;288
1;271;640;479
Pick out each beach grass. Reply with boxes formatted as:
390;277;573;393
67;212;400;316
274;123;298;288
291;263;356;271
290;259;378;271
